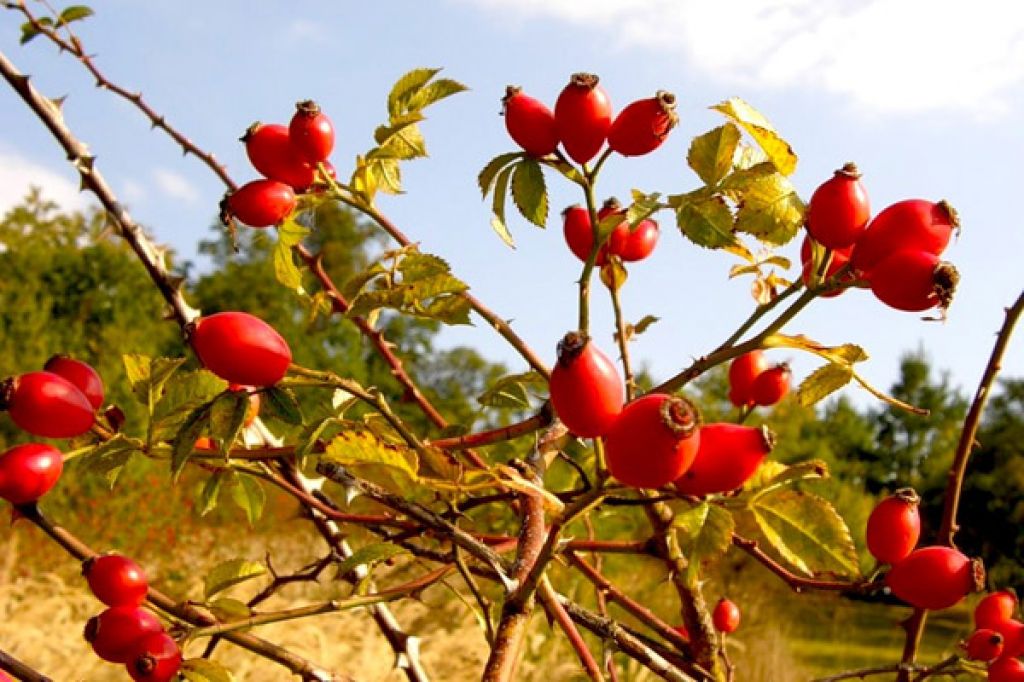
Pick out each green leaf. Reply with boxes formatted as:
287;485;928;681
262;387;303;425
324;430;419;483
335;543;408;578
632;315;660;336
477;371;545;409
151;369;227;441
19;22;41;45
123;354;188;412
797;363;854;407
733;173;804;245
676;195;736;249
478;152;524;197
58;6;94;24
171;405;212;481
370;158;403;195
711;98;798;176
207;597;251;622
688;124;741;185
273;239;305;295
674;503;736;583
204;558;266;599
387;68;441;118
750;459;829;496
295;416;337;468
198;471;227;517
489;164;516;248
373;123;427;161
510;158;548;228
181;658;236;682
230;473;266;526
749;489;860;578
209;391;248;455
406;78;468;112
374;112;426;145
626;192;663;227
76;434;139;489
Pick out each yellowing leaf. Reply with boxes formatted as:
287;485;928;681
733;174;804;245
181;658;237;682
798;363;854;407
711;98;798;176
676;195;736;249
674;503;735;583
324;430;419;483
688;123;741;185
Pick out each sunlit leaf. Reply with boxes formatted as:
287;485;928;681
510;158;548;227
181;658;236;682
674;503;735;583
230;473;265;526
204;558;266;599
324;429;419;483
797;363;854;406
733;173;804;245
688;123;741;185
335;543;408;578
711;98;798;176
675;195;736;249
387;68;441;119
478;152;522;197
477;371;546;409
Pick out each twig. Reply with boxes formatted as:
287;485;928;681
537;576;605;682
811;664;907;682
428;411;551;451
731;535;873;594
607;277;636;401
0;646;52;682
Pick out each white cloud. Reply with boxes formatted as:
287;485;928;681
285;19;327;44
0;149;91;214
153;168;200;205
461;0;1024;117
120;178;147;205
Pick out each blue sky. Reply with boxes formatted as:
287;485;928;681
1;0;1022;406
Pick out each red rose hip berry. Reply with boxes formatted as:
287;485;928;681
964;629;1004;661
805;163;870;249
190;312;292;387
224;180;296;228
751;364;791;407
84;553;149;607
125;631;182;682
988;657;1024;682
555;73;612;165
866;488;921;564
867;249;958;313
3;371;95;438
975;591;1019;630
85;606;164;663
43;355;104;410
713;598;741;633
549;332;623;438
562;205;596;263
242;122;316;190
607;91;678;157
885;546;983;610
503;86;559;157
728;351;768;408
0;443;63;505
289;100;335;163
851;199;959;274
604;393;701;489
675;424;774;496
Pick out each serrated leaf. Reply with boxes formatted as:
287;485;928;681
797;363;854;406
633;315;660;336
676;195;736;249
477;371;545;409
171;405;212;480
688;124;741;185
335;543;408;579
207;597;251;622
324;430;419;483
209;392;248;455
626;192;663;227
123;354;188;412
750;489;860;578
733;174;804;245
231;473;265;526
489;164;516;247
371;158;403;195
181;658;236;682
374;112;426;145
58;6;94;24
763;334;869;366
204;558;266;599
198;471;227;516
674;503;735;583
510;158;548;228
406;78;468;112
295;416;338;468
374;123;427;160
273;239;304;294
711;98;797;176
420;445;462;481
77;434;139;489
478;152;523;197
277;216;310;247
388;68;441;118
151;369;227;442
399;252;450;282
753;459;829;495
262;387;303;425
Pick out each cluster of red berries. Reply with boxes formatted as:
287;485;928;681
726;350;790;410
965;591;1024;679
82;554;181;681
549;334;774;492
503;73;678;164
804;164;960;313
864;490;983;611
222;101;336;228
562;198;660;266
0;356;106;507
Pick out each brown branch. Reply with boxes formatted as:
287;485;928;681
584;515;620;682
428;411;551;451
731;534;873;593
0;646;52;682
811;664;908;682
536;576;604;682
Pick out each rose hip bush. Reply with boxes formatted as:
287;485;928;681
0;4;1022;682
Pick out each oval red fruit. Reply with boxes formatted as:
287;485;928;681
675;424;774;495
125;631;182;682
605;215;660;262
713;598;741;633
555;73;612;165
191;312;292;387
851;199;959;274
242;122;316;190
85;553;149;607
5;371;95;438
885;546;981;610
604;393;701;489
806;163;870;249
225;180;296;228
975;591;1019;630
866;488;921;565
607;91;678;157
965;628;1004;661
549;332;623;438
868;249;958;313
0;443;63;505
85;606;163;663
563;205;596;263
288;100;335;163
43;355;104;410
503;87;559;157
988;656;1024;682
751;364;791;407
728;351;768;408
